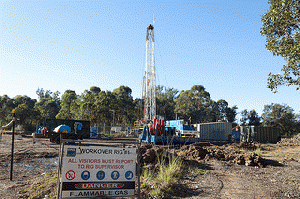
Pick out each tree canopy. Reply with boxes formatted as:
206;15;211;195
261;0;300;92
261;103;298;136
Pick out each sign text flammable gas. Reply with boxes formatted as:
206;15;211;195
62;190;134;198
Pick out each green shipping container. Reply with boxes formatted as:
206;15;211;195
240;126;280;143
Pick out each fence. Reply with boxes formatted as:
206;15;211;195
90;125;139;138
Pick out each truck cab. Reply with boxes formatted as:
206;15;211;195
165;119;199;137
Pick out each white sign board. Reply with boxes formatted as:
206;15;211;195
60;146;137;198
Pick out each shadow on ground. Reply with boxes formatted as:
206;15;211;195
263;158;284;167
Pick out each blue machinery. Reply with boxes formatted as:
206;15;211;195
139;123;203;145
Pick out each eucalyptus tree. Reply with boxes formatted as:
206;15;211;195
34;88;60;120
112;85;135;126
56;90;79;120
262;103;298;136
175;85;212;123
240;109;261;126
13;95;37;131
156;85;178;120
79;86;101;123
261;0;300;92
0;95;14;125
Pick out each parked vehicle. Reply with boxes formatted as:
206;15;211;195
165;119;198;137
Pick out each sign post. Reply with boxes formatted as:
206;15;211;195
10;110;16;181
59;145;138;198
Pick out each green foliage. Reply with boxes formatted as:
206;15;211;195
175;85;212;123
261;103;299;136
0;95;15;125
261;0;300;92
8;85;300;133
56;90;78;120
112;85;136;126
141;155;183;198
240;109;261;126
213;99;238;123
174;85;238;123
156;85;178;120
254;148;262;157
35;88;60;120
89;86;101;94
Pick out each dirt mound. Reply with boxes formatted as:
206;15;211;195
139;144;174;168
277;134;300;146
178;144;208;160
206;145;264;167
140;144;157;165
177;144;265;167
236;142;257;150
139;143;265;168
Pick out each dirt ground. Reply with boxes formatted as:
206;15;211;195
0;134;300;199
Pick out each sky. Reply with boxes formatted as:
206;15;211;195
0;0;299;121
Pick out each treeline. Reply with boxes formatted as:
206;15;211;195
0;85;299;136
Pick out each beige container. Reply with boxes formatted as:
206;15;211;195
195;122;232;141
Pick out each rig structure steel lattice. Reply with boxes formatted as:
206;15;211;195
143;24;156;123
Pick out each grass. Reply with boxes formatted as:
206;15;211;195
254;148;262;157
22;172;58;199
187;166;206;176
274;152;286;157
141;153;183;198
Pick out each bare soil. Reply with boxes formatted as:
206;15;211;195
0;134;300;199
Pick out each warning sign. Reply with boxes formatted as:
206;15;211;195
62;189;135;198
65;170;75;181
60;146;137;198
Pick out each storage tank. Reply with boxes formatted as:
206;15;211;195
195;122;232;141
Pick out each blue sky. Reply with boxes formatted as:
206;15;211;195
1;0;299;121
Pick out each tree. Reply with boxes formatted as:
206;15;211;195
90;86;101;94
56;90;78;120
261;103;298;136
261;0;300;92
156;85;178;120
34;88;60;120
78;89;98;123
240;109;249;126
112;86;135;126
0;95;14;125
248;110;261;126
226;105;238;123
209;100;237;123
93;91;116;125
13;95;37;131
175;85;212;123
240;109;261;126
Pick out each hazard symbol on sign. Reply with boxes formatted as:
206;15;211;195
65;170;75;180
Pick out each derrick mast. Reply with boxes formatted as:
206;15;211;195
143;24;156;123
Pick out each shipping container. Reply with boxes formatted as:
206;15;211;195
194;122;232;141
240;126;280;143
